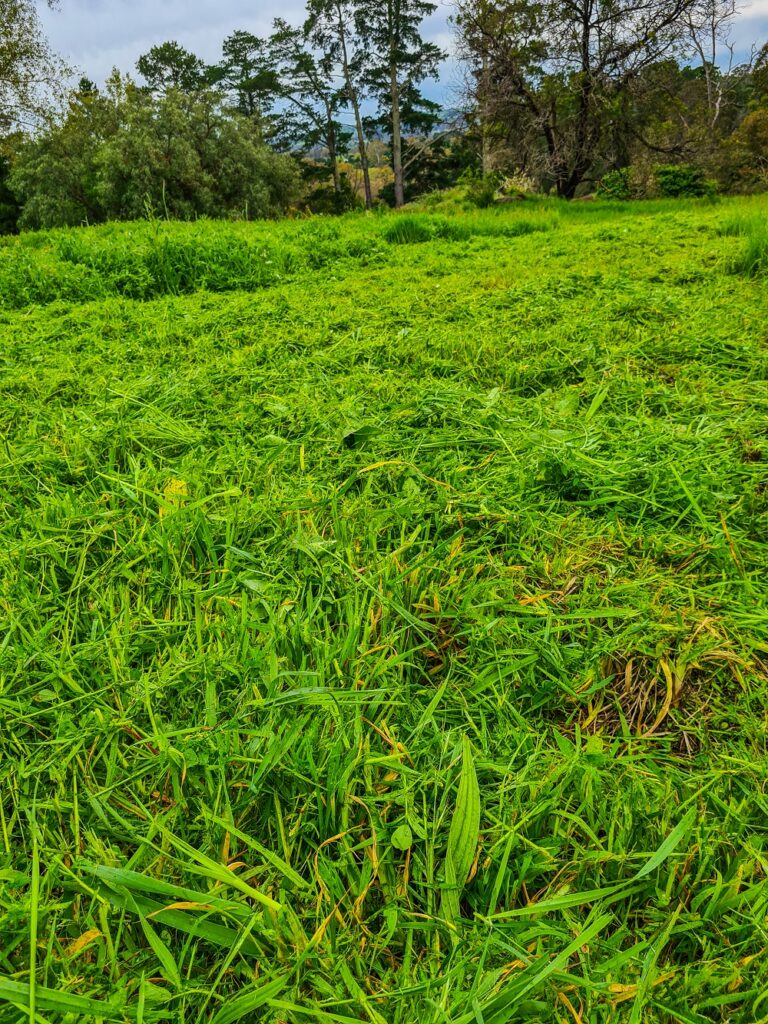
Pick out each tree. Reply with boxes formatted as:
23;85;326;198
456;0;699;197
379;131;479;203
356;0;445;207
684;0;740;131
210;30;281;138
136;41;207;95
726;108;768;188
8;75;119;228
0;147;21;232
270;19;351;194
0;0;69;131
305;0;373;208
10;77;301;228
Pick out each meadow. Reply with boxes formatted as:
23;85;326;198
0;196;767;1023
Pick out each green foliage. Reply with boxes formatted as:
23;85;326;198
378;135;481;206
0;0;69;128
136;40;207;93
208;29;283;143
355;0;446;197
1;197;768;1022
598;167;637;200
0;152;19;233
9;82;301;229
726;108;768;191
269;18;352;168
460;168;500;208
304;173;361;214
654;163;718;199
599;164;720;201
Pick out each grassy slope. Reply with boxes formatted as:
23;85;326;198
0;198;767;1023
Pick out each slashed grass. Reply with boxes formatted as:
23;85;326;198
0;196;767;1022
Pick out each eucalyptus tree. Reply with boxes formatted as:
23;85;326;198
270;19;352;193
355;0;445;206
305;0;373;208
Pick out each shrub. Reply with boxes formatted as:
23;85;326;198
724;109;768;191
498;170;538;197
460;169;499;209
598;168;636;200
598;164;719;201
10;84;301;229
303;175;360;215
654;164;717;199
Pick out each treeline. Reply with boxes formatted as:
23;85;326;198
457;0;768;199
0;0;767;232
1;0;451;230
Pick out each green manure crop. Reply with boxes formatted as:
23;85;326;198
1;197;767;1023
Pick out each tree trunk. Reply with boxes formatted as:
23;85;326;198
481;53;492;175
349;89;373;208
390;61;404;207
336;5;372;209
326;102;340;192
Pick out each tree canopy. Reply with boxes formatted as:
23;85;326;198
10;78;300;229
0;0;69;131
136;41;208;94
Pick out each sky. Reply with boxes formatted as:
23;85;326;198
38;0;768;102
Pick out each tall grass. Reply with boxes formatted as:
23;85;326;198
730;221;768;276
383;211;553;244
0;210;556;310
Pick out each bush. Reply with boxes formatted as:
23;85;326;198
0;155;20;235
598;168;637;201
10;83;301;229
654;164;717;199
460;169;499;209
303;174;360;215
497;170;538;197
598;164;718;201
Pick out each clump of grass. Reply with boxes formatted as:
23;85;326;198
383;214;435;244
730;225;768;277
0;220;385;309
384;212;550;245
714;208;768;277
717;214;757;236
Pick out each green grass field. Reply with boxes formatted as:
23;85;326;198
1;197;767;1023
